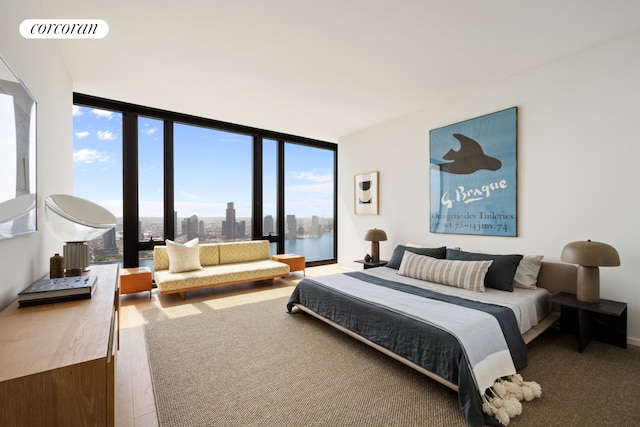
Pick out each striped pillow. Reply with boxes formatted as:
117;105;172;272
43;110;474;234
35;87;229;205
398;251;492;292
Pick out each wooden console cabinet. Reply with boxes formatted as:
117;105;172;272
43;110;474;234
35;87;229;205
0;264;119;426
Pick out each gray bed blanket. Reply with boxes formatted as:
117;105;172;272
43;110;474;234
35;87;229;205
286;271;528;427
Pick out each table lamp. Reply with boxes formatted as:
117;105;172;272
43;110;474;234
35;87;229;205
560;239;620;303
44;194;116;271
364;228;387;263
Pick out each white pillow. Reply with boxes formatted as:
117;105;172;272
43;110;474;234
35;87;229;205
398;251;492;292
404;242;427;248
165;238;202;273
513;255;543;289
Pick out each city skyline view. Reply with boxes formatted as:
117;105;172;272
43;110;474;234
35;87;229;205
73;103;336;264
72;106;335;219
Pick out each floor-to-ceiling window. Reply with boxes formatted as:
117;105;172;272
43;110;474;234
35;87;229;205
72;94;337;271
262;139;279;256
72;105;124;265
284;143;335;262
173;123;253;243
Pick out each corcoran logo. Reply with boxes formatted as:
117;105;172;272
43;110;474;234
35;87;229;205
20;19;109;39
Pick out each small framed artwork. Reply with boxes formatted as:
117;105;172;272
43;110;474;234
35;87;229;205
429;107;517;236
355;171;379;215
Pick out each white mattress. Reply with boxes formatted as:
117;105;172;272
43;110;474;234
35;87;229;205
361;267;551;334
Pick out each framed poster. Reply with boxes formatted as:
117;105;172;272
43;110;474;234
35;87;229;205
355;171;379;215
429;107;517;236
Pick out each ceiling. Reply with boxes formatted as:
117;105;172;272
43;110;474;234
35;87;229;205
46;0;640;142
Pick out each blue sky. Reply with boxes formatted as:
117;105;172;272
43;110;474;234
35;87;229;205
72;106;334;219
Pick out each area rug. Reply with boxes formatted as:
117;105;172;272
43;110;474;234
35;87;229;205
143;294;640;426
142;295;466;426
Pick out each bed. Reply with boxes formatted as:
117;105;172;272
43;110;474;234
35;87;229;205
286;246;577;426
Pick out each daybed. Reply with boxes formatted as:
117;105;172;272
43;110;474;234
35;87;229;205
287;245;577;427
154;239;290;299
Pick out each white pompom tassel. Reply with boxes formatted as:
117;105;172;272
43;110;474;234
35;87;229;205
482;374;542;425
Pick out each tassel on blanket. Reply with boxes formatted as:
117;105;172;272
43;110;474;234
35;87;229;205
482;374;542;426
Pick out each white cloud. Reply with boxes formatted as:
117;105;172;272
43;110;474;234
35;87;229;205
146;127;159;135
97;130;117;140
179;191;200;200
287;170;333;193
292;171;333;183
92;109;114;119
73;148;109;164
75;131;90;139
72;105;83;116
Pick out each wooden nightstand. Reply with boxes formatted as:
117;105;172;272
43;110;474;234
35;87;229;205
272;254;305;275
550;292;627;353
355;259;388;269
120;266;153;298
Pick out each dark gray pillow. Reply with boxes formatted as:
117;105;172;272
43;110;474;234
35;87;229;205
386;245;447;270
445;249;523;292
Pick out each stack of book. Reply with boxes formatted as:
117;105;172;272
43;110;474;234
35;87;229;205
18;275;97;307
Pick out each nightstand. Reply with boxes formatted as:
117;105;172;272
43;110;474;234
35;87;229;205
272;254;305;275
120;266;153;298
355;259;388;269
550;292;627;353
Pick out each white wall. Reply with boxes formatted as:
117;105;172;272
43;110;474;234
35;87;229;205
338;32;640;346
0;3;73;309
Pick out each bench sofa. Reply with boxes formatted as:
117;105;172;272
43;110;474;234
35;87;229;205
153;240;290;299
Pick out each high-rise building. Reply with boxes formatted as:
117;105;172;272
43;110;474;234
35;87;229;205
222;202;243;240
287;215;297;239
103;228;117;250
264;215;274;236
311;215;320;236
181;214;200;240
236;220;246;239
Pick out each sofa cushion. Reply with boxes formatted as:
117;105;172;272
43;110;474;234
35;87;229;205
154;242;219;271
219;240;270;264
198;244;220;267
154;259;290;293
166;238;203;273
153;245;171;271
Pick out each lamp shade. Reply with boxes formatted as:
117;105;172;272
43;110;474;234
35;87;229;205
561;240;620;267
364;228;387;242
45;194;116;242
0;193;36;224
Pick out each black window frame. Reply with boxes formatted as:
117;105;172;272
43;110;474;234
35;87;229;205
73;93;338;268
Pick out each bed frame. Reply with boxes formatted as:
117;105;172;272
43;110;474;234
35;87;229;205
292;261;577;392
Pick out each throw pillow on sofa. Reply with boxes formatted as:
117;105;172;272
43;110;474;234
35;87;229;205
166;238;203;273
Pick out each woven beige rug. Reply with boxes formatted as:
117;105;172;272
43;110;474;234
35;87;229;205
143;293;640;426
142;295;466;426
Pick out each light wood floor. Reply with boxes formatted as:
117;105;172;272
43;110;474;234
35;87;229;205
115;264;342;427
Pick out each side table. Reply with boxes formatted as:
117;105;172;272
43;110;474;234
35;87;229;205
550;292;627;353
120;266;153;298
272;254;305;275
355;259;388;270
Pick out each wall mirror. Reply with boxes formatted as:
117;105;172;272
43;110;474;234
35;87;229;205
0;54;37;240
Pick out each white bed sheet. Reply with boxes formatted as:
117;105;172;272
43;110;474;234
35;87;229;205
360;267;551;334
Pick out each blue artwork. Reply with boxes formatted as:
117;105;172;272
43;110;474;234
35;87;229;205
430;107;517;236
